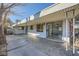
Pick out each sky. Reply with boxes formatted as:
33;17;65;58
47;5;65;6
9;3;53;23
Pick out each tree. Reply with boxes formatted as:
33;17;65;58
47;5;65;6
0;3;26;56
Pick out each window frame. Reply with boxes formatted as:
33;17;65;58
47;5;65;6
30;25;33;30
36;24;44;32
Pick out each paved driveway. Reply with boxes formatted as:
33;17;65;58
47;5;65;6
6;35;67;56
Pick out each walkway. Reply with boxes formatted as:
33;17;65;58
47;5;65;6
6;35;69;56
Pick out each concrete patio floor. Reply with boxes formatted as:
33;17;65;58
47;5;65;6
6;35;73;56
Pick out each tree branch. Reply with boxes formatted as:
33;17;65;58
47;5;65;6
5;3;16;9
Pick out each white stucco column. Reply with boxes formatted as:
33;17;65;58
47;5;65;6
72;10;75;54
62;19;70;42
62;12;70;51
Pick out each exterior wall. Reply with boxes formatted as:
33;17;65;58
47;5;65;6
14;26;26;34
27;19;70;41
13;4;79;41
14;29;25;34
28;24;47;38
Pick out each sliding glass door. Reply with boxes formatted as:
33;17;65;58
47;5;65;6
46;21;63;39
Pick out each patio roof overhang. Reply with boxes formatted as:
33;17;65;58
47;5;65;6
26;5;79;26
18;3;79;26
26;10;65;26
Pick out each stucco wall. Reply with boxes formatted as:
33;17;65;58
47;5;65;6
28;24;47;38
14;27;26;34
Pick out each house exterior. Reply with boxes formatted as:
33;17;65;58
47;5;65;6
13;3;79;43
11;3;79;54
25;3;79;42
12;3;79;53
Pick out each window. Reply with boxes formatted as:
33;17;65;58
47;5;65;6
47;21;62;38
52;21;62;36
18;26;24;30
30;25;33;30
21;26;24;30
37;24;43;32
